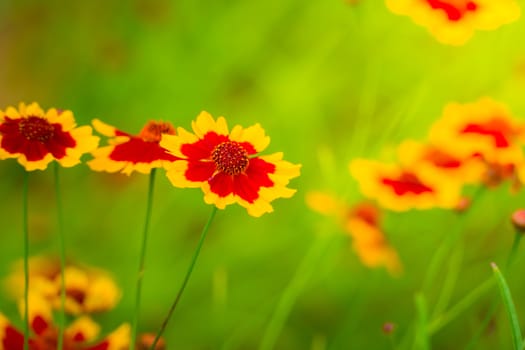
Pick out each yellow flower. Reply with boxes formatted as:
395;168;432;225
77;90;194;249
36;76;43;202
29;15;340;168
385;0;521;45
160;111;301;217
429;98;525;166
0;102;99;171
88;119;180;175
4;256;121;315
350;159;461;211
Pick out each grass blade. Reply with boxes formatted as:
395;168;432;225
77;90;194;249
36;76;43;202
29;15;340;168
491;262;523;350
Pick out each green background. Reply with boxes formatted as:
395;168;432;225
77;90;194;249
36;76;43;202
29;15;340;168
1;0;525;349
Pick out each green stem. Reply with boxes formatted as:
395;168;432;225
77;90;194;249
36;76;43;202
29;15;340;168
54;163;66;350
259;234;332;350
130;169;157;350
23;171;29;350
148;206;218;350
413;293;430;350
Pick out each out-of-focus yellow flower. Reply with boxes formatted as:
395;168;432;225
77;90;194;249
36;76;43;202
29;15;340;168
306;192;402;276
350;159;461;211
0;292;130;350
385;0;521;45
4;256;121;315
429;98;525;166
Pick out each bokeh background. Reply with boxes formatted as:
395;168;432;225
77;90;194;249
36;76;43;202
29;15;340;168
1;0;525;349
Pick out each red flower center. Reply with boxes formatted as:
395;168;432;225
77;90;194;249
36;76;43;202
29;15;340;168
139;121;176;142
19;116;55;142
461;117;516;148
425;0;478;21
381;172;434;195
211;141;249;175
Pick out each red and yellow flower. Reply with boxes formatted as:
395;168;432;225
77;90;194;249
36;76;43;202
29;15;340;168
429;98;525;166
0;293;129;350
88;119;179;175
0;103;99;171
350;159;461;211
160;111;301;217
306;192;402;275
4;256;120;315
385;0;521;45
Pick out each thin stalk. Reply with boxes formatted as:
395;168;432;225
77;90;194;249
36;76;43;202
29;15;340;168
148;206;218;350
54;163;66;350
130;169;157;350
23;171;29;350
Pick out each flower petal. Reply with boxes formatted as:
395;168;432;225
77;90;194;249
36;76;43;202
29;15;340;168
229;123;270;154
191;111;229;138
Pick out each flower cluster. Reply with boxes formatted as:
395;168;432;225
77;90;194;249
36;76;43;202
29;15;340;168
4;256;120;315
385;0;521;45
0;103;301;216
0;102;300;349
0;257;130;350
351;97;525;212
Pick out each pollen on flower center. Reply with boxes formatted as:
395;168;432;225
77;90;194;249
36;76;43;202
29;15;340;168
19;116;55;142
139;121;176;142
211;141;249;176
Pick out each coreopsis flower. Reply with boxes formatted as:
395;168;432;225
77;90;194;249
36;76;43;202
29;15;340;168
306;192;402;275
385;0;521;45
397;139;485;184
429;98;525;172
88;119;179;175
0;293;129;350
350;159;461;211
4;256;120;315
160;111;301;217
0;103;99;171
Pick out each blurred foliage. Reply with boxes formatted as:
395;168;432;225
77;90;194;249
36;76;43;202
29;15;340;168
1;0;525;349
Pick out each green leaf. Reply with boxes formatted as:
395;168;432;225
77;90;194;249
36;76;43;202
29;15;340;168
491;262;523;350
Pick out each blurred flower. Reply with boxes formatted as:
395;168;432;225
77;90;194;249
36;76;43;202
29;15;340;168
88;119;179;175
306;192;402;275
397;139;485;184
0;102;99;171
4;256;120;315
429;98;525;166
350;159;461;211
0;293;129;350
160;111;301;217
385;0;521;45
